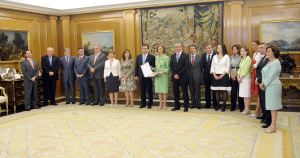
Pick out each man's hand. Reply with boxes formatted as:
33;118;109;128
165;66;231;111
174;74;180;80
135;76;139;80
31;77;36;81
90;68;95;73
49;71;54;76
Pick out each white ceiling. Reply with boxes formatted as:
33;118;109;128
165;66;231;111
4;0;153;10
0;0;219;15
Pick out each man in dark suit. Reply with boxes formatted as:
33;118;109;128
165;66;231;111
74;47;90;105
41;47;59;105
201;44;217;109
170;42;190;112
60;48;76;104
135;43;155;109
21;50;40;111
188;44;203;109
87;45;106;106
255;43;271;128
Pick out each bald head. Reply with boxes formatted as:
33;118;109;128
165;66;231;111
47;47;54;56
93;45;101;54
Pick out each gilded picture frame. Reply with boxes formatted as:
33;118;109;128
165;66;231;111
81;31;115;56
260;20;300;54
0;29;29;63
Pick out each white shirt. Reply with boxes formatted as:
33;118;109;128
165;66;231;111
253;52;264;68
210;54;230;74
104;58;121;78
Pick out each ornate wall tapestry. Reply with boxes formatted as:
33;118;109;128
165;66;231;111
141;2;223;55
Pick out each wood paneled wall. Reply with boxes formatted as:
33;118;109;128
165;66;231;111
224;0;300;72
1;0;300;98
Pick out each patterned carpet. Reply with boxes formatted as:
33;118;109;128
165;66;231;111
0;103;299;158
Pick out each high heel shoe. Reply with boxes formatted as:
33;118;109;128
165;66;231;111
241;110;250;115
264;128;277;133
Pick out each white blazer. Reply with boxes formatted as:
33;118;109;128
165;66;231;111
104;58;121;78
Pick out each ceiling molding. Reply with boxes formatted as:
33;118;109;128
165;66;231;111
0;0;224;16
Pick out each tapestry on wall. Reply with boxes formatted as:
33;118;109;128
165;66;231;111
141;2;223;55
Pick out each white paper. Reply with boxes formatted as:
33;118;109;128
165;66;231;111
141;62;156;77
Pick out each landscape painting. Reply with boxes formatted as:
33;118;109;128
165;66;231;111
260;20;300;54
0;30;28;62
82;31;114;56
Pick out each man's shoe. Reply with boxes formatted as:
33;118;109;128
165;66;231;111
51;103;58;105
79;102;84;105
171;108;180;111
85;102;90;105
66;102;70;104
100;103;104;106
139;106;146;108
147;106;152;109
183;108;188;112
72;102;75;104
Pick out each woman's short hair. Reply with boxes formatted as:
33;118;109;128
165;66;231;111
122;49;132;60
266;45;280;58
231;44;241;54
157;45;166;54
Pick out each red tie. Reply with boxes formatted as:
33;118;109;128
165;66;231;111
192;55;195;66
29;59;34;69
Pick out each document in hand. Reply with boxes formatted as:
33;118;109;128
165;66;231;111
140;62;157;77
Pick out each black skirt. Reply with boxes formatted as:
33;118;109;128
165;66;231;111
106;73;119;93
211;74;231;91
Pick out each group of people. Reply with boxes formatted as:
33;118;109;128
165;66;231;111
21;41;282;133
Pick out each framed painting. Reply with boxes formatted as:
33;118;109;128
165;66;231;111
82;31;115;56
260;20;300;54
0;30;28;62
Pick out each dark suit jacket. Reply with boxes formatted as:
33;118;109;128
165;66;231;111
135;53;155;78
60;56;75;82
170;52;189;81
201;51;217;82
87;52;106;79
74;56;90;81
41;55;59;80
256;55;269;84
21;59;39;83
188;54;202;82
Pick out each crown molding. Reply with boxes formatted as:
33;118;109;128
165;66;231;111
0;0;224;16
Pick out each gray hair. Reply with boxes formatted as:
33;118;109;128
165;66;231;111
64;48;70;52
175;42;183;47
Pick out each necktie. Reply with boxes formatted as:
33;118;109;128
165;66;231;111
29;59;34;69
49;56;52;66
207;54;211;64
143;54;146;64
192;55;195;66
176;53;180;62
79;56;83;63
94;53;98;64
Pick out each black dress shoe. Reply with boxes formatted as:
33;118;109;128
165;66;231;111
196;106;201;109
147;106;152;109
72;102;75;104
43;102;48;106
214;108;219;111
256;116;264;120
260;120;267;124
261;124;270;128
51;103;58;105
79;102;84;105
33;106;41;109
85;102;90;105
183;108;188;112
100;103;104;106
66;102;70;104
139;106;146;108
24;109;31;111
171;108;180;111
205;105;211;108
230;108;236;111
190;106;195;109
221;109;226;112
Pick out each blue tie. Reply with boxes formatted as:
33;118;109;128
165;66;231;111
176;53;180;62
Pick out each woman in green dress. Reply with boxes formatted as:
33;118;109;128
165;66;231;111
260;45;282;133
154;45;170;109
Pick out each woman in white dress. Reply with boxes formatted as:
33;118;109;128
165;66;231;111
238;48;252;115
